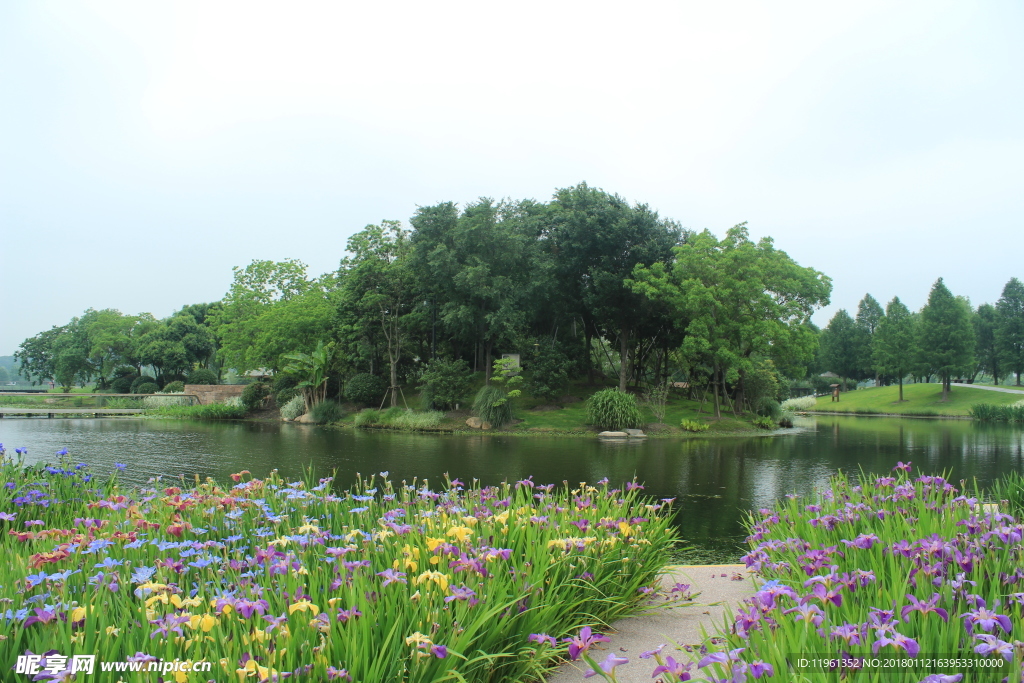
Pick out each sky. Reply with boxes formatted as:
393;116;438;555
2;1;1023;355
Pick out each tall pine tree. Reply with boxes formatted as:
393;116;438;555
873;297;915;401
919;278;975;400
996;277;1024;385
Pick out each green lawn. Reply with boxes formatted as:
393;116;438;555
509;385;756;435
812;382;1024;416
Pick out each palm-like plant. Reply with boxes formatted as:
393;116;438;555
282;340;335;410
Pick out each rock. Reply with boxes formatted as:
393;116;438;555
480;421;492;430
625;429;647;438
295;413;314;424
598;431;629;438
466;417;482;429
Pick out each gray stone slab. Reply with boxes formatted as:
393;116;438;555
546;565;755;683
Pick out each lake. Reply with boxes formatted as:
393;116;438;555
3;415;1023;562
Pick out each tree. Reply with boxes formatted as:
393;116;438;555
873;297;915;401
630;225;830;418
996;277;1024;386
974;303;1001;384
282;340;336;410
341;221;418;407
549;183;683;391
918;278;975;400
820;310;859;387
212;259;332;372
409;198;543;382
855;294;884;385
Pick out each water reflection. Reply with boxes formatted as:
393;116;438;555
3;415;1023;560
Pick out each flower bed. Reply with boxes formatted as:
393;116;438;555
697;464;1024;682
0;445;676;682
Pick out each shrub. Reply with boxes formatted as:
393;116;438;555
780;395;816;411
754;397;782;420
162;381;185;394
273;373;299;394
752;416;777;430
970;402;1024;422
186;368;219;385
680;418;710;432
110;375;136;394
143;392;191;408
241;382;270;411
280;395;306;420
130;376;157;393
152;404;247;419
388;410;444;430
418;358;472;410
112;366;136;379
134;382;159;395
473;385;514;428
778;413;794;428
310;400;344;424
345;374;387;407
526;348;571;401
586;388;643;430
275;386;300;407
354;408;381;426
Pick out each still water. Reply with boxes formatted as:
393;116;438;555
3;416;1023;561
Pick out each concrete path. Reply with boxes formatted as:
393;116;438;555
546;565;755;683
953;383;1024;394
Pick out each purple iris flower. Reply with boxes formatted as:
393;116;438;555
444;585;477;603
784;603;824;627
430;645;447;658
872;631;920;657
583;653;628;678
697;648;745;669
562;626;610;661
376;569;407;587
900;593;948;622
528;633;557;647
651;656;693;680
961;606;1012;634
918;676;962;683
830;622;866;645
973;634;1014;661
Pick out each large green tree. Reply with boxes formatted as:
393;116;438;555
341;221;419;406
996;277;1024;385
549;183;683;391
974;303;1001;384
409;198;544;382
212;259;333;372
820;309;860;387
918;278;975;400
855;293;884;384
630;225;830;418
873;297;915;401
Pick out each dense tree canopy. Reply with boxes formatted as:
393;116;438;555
13;183;1018;414
629;224;831;417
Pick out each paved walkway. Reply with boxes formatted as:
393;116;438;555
546;565;755;683
954;383;1024;394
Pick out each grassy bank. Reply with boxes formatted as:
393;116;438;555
810;382;1024;417
0;446;679;683
348;383;764;437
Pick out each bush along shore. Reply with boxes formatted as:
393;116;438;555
0;445;684;682
674;464;1024;683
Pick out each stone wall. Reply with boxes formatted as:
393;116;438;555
184;384;245;405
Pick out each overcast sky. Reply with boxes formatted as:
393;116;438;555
2;1;1023;355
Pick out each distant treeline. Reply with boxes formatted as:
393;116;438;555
819;278;1024;400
